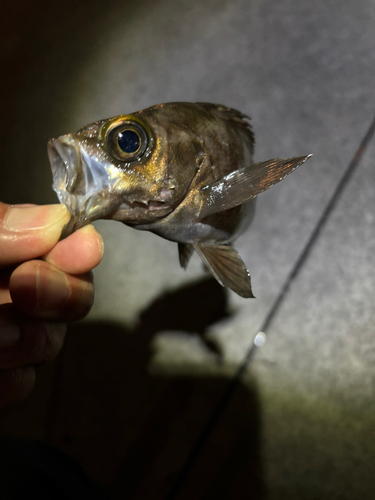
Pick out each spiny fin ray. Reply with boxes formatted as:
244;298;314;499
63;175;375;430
197;103;255;155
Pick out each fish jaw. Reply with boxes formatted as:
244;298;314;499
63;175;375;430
48;135;121;234
48;134;174;236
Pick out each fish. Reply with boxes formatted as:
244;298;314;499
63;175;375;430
48;102;311;298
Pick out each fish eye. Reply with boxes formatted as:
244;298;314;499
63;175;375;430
106;120;148;162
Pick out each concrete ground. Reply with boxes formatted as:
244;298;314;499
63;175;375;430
1;0;374;498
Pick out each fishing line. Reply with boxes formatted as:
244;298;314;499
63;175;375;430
166;111;375;499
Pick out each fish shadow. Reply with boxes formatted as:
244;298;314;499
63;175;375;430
136;275;232;358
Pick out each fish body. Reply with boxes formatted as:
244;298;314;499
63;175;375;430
48;102;311;297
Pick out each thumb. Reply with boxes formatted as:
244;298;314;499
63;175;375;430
0;203;71;267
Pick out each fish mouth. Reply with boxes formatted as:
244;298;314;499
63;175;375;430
48;136;174;237
48;136;80;204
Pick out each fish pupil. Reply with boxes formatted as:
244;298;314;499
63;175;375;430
118;130;140;153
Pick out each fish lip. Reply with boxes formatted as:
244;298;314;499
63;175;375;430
107;198;174;223
116;162;200;226
48;136;80;196
122;199;171;211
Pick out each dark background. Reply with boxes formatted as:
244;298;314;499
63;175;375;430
1;1;375;498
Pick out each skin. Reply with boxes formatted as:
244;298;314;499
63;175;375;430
0;202;104;411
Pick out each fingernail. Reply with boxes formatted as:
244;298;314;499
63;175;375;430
80;224;105;258
4;205;70;232
36;265;71;312
0;325;20;347
98;233;105;260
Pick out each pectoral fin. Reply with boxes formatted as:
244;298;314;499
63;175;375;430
199;155;311;219
194;243;255;298
178;243;194;269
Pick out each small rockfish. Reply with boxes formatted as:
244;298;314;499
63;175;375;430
48;102;311;298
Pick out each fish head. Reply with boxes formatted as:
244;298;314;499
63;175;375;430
48;105;201;235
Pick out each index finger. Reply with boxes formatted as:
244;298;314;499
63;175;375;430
0;203;71;267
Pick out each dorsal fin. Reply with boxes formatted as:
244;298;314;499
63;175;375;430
197;103;255;155
199;155;311;219
194;243;255;298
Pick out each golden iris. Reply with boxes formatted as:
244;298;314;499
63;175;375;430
106;120;148;162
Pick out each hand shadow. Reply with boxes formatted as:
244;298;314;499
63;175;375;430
6;276;265;499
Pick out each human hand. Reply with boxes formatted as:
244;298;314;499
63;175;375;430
0;203;104;411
